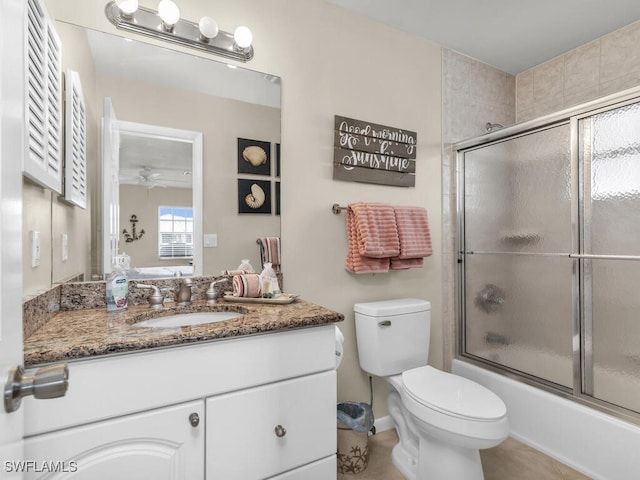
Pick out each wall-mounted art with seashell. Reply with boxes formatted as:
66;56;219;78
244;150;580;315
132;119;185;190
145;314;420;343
238;179;272;214
238;138;271;176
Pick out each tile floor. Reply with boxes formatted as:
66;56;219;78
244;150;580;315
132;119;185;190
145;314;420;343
337;429;591;480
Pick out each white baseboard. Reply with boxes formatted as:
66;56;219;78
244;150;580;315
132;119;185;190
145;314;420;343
373;415;394;433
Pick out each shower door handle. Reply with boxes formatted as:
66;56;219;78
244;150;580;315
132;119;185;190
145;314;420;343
569;254;640;261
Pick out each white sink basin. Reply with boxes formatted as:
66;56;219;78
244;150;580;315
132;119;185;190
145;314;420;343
135;311;243;328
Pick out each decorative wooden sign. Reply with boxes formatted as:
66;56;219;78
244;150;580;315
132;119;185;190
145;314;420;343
333;115;417;187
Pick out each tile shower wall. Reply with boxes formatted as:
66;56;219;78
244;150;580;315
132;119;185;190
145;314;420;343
441;49;515;370
516;20;640;122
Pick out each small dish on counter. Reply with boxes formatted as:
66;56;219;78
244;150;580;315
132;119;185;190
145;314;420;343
223;293;299;304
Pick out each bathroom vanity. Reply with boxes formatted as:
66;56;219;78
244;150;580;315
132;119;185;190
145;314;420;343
22;298;343;479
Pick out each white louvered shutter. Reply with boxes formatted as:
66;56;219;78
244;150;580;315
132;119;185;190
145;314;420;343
23;0;63;193
64;69;87;208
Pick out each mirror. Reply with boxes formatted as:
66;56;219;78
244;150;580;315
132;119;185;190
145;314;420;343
109;118;203;279
47;22;281;286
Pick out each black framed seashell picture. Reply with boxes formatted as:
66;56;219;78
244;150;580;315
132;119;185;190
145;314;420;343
237;138;271;176
238;179;272;214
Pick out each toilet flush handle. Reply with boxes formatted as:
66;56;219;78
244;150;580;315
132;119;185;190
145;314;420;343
378;320;391;327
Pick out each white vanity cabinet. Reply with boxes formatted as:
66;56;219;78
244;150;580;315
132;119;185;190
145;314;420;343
24;401;205;480
23;325;338;479
206;371;335;479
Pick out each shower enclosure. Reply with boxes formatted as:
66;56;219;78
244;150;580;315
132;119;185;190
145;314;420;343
456;88;640;420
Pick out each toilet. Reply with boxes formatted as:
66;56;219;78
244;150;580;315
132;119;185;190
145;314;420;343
354;298;508;480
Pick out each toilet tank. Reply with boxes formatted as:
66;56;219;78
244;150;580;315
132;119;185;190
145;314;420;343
354;298;431;377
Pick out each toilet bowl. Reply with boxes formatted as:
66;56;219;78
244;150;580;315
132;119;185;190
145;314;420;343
354;298;508;480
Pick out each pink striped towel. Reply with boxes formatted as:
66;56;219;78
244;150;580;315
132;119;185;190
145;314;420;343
390;206;432;270
345;202;400;274
258;237;281;270
232;274;262;297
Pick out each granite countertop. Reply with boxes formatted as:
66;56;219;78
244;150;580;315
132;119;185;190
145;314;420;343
24;299;344;367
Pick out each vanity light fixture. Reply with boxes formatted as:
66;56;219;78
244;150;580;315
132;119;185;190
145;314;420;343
105;0;254;62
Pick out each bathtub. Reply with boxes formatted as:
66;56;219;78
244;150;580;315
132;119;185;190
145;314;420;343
128;265;193;279
453;358;640;480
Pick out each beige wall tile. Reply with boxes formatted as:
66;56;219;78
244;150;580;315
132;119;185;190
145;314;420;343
564;40;600;96
600;70;640;97
533;56;564;105
600;21;640;85
516;70;534;113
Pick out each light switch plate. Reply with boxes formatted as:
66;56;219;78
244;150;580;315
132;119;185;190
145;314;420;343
31;230;41;268
204;234;218;248
61;233;68;262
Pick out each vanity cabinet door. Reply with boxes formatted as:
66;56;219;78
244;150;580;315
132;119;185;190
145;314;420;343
24;400;204;480
206;370;336;480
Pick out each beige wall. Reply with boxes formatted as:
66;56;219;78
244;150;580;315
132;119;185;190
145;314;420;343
516;20;640;122
41;0;444;420
119;185;192;268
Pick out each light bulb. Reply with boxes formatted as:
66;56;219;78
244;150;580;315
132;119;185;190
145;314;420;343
116;0;138;16
158;0;180;28
234;26;253;49
198;16;219;41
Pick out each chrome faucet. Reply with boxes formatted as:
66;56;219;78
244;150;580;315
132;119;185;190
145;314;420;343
177;278;193;306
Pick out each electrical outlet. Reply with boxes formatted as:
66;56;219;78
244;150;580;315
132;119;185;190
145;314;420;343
31;231;41;268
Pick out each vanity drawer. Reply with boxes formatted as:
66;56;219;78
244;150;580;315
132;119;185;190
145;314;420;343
269;455;336;479
205;370;336;480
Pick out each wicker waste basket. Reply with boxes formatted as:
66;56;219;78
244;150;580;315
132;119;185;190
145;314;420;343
336;402;374;475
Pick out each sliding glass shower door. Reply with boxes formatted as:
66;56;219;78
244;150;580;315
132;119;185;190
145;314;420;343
458;94;640;416
581;101;640;413
461;124;575;389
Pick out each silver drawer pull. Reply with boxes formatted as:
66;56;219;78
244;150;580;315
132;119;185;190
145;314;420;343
274;424;287;437
378;320;391;327
189;412;200;427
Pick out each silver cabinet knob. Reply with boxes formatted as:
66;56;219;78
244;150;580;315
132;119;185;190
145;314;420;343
189;412;200;427
4;364;69;413
274;424;287;437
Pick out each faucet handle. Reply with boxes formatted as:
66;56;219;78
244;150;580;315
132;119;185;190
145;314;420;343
135;283;160;295
206;279;230;304
135;284;165;309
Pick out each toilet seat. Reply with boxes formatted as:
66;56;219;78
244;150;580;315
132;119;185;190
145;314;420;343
401;366;506;422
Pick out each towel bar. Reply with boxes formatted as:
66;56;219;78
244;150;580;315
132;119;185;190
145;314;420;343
332;203;347;215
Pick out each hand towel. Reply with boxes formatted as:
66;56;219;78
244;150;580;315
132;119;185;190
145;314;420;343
390;205;432;270
258;237;281;269
351;202;400;258
232;274;262;297
221;269;251;276
345;202;398;274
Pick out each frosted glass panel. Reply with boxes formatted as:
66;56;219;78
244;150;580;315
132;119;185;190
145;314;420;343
464;254;574;388
589;102;640;255
591;261;640;412
586;101;640;413
464;125;572;253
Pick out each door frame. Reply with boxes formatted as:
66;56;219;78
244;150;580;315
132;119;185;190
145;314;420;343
0;0;27;469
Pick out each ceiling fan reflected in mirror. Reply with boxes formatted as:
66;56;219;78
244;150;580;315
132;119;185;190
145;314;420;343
123;166;168;189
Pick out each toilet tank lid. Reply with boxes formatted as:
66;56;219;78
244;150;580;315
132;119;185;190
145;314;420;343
354;298;431;317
